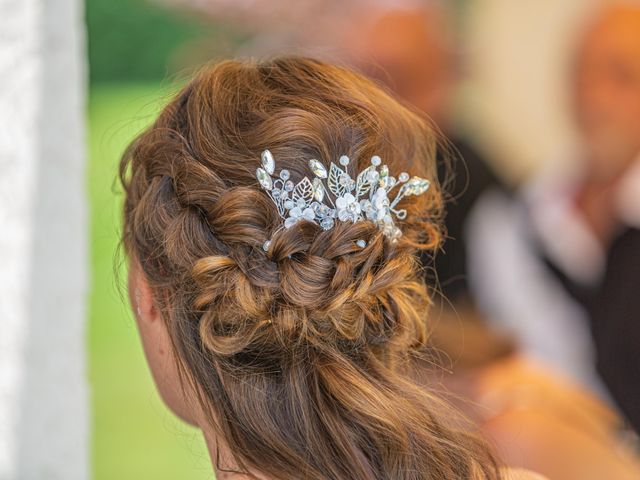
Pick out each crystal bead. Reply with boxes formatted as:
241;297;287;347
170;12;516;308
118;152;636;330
284;180;294;192
371;155;381;166
336;196;348;209
302;208;315;221
271;188;281;199
256;167;272;190
366;170;379;183
261;150;275;175
356;239;366;248
399;172;409;182
338;174;350;186
339;155;350;166
365;208;376;220
284;199;295;210
296;198;306;208
338;209;352;222
263;240;271;251
309;159;328;178
280;169;290;181
284;217;297;228
320;217;334;230
318;205;330;217
290;206;302;218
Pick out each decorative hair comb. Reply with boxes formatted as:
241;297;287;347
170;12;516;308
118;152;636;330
256;150;430;251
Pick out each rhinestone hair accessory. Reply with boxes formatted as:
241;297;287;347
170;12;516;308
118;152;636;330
256;150;431;251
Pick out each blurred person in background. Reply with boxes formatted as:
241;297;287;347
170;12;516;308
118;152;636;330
468;1;640;437
326;4;640;478
340;3;507;309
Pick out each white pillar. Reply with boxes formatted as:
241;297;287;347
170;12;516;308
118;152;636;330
0;0;89;478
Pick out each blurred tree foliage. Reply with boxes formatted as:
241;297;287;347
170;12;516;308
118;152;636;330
86;0;214;84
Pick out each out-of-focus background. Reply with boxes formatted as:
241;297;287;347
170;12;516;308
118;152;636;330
84;1;607;479
2;0;640;479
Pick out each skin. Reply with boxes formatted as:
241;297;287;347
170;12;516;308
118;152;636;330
343;6;458;130
127;259;198;426
571;3;640;245
478;357;640;480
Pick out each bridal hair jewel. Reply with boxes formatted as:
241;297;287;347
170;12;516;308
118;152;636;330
256;150;431;251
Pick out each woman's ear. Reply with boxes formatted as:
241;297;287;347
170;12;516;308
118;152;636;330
127;259;200;426
128;260;159;325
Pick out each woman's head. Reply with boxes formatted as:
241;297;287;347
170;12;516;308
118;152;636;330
120;57;500;479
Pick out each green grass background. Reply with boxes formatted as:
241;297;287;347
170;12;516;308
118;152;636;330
88;84;212;480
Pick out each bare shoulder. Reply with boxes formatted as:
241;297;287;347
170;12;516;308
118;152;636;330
501;468;548;480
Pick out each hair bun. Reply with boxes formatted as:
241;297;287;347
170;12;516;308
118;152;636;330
191;214;428;359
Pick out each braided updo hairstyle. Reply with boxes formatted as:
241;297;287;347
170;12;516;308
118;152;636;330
120;57;502;479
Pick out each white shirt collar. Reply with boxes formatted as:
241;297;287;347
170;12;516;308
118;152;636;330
524;153;640;285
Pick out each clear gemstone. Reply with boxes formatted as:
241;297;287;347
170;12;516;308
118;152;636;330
320;217;334;230
290;206;302;218
336;196;348;209
313;178;324;202
338;209;351;222
400;177;430;197
356;239;366;248
256;168;272;190
339;155;350;166
280;169;290;181
263;240;271;251
284;180;294;192
309;159;328;178
338;174;350;186
302;208;315;221
399;172;409;182
365;208;376;220
366;170;379;183
411;178;430;195
284;217;297;228
261;150;275;175
272;188;281;199
371;155;381;166
318;205;330;217
284;200;295;210
296;198;306;208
